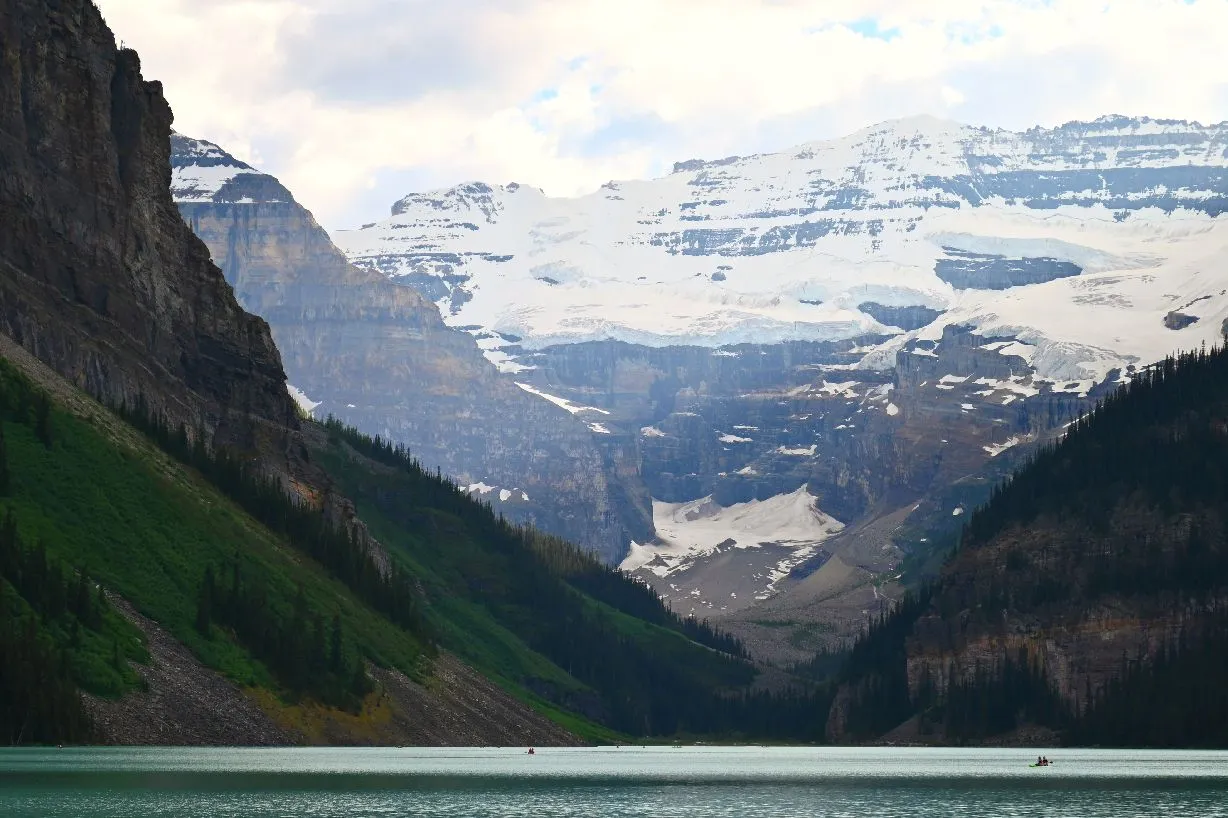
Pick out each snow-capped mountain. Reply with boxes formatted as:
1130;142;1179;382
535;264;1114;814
169;133;652;564
337;114;1228;387
170;136;277;202
336;115;1228;641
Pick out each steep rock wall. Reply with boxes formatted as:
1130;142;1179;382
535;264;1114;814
0;1;298;457
171;137;651;561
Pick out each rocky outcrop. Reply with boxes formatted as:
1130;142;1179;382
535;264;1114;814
1164;310;1199;330
170;135;651;561
518;324;1102;630
0;1;299;459
84;597;295;746
933;249;1083;290
526;327;1093;525
87;596;581;747
857;302;945;332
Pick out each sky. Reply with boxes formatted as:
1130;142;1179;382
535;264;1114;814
94;0;1228;231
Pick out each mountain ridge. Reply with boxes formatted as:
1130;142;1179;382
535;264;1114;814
0;4;300;463
329;113;1228;636
168;132;653;563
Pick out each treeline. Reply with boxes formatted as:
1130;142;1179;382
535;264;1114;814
528;529;748;659
321;416;748;660
0;363;144;744
1;511;106;632
116;396;431;644
837;587;933;739
963;345;1228;553
929;650;1068;741
690;685;834;743
528;600;826;738
0;589;91;745
946;344;1228;621
320;417;800;738
196;561;370;711
0;512;99;744
834;344;1228;746
1070;617;1228;747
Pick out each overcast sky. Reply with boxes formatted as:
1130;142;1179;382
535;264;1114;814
95;0;1228;231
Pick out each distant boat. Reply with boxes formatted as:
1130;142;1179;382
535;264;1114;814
527;748;535;755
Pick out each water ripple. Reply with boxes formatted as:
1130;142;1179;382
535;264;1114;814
1;746;1225;818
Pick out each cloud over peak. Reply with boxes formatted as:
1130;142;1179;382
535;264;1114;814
97;0;1228;229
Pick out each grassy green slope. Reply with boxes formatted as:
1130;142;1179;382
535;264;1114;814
0;358;428;715
310;423;832;741
1;352;824;744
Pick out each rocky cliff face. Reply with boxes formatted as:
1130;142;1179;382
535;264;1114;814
0;0;298;458
170;135;650;561
332;114;1228;633
0;0;413;577
823;343;1228;742
519;327;1096;627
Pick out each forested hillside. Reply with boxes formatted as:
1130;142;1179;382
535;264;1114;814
0;0;836;746
833;344;1228;747
0;355;429;743
0;351;832;744
312;417;829;740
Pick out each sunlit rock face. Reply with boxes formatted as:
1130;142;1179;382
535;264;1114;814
170;135;651;563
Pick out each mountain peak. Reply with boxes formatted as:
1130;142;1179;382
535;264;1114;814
169;132;253;171
340;111;1228;386
386;180;541;220
862;113;967;133
170;133;290;204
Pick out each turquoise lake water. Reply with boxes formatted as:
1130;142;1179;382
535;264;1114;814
1;746;1225;817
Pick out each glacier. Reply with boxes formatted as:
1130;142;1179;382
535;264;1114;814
336;114;1228;389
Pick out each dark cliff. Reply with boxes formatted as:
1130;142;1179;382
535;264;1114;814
0;1;300;458
829;346;1228;745
170;135;651;562
521;332;1089;637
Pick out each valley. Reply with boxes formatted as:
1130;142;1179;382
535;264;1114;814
320;115;1228;648
0;0;818;748
1;0;1226;753
166;112;1228;656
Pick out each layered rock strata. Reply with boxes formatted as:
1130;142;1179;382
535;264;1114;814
170;135;650;561
0;2;298;459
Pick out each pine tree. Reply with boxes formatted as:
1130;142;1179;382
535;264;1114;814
350;660;369;699
330;613;342;673
195;565;215;634
0;423;9;496
33;395;51;447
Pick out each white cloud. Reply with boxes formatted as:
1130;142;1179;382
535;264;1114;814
95;0;1228;230
940;85;966;108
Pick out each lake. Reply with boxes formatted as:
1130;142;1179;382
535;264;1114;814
1;746;1225;817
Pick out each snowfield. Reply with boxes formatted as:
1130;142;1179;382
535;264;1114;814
336;114;1228;393
620;485;844;610
169;133;264;202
